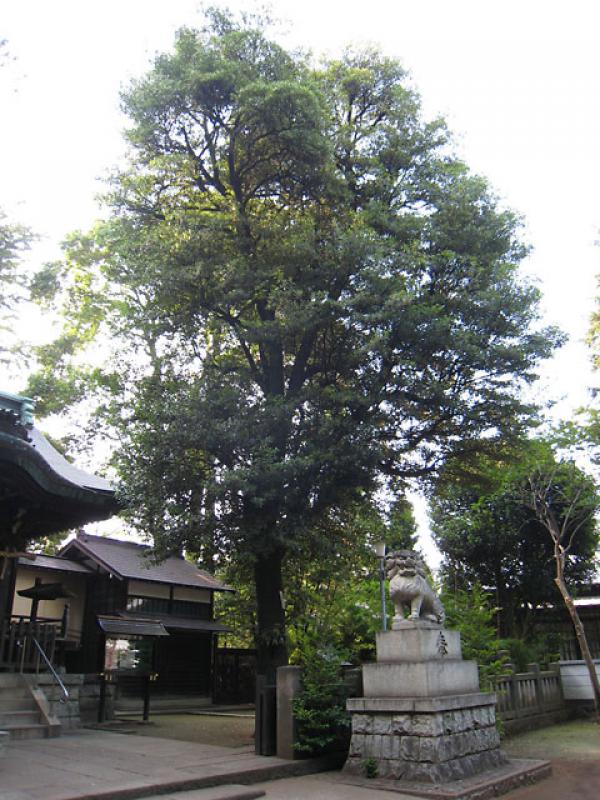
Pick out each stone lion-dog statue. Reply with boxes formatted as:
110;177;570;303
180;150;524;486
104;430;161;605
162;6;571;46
386;549;445;626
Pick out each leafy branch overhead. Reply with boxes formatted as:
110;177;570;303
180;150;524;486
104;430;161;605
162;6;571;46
26;10;560;675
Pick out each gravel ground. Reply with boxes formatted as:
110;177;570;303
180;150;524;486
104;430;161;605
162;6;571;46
111;711;256;749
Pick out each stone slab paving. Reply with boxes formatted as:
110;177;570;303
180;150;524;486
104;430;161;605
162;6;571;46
253;772;419;800
0;729;337;800
137;787;265;800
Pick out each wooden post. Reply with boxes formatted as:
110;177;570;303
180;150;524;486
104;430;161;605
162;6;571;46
143;674;151;721
98;673;107;723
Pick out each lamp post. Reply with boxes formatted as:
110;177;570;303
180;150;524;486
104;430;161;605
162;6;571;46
374;541;387;631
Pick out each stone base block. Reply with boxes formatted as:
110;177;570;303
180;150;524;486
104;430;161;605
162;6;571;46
363;660;480;698
344;692;505;785
341;757;551;799
376;628;462;662
345;746;506;783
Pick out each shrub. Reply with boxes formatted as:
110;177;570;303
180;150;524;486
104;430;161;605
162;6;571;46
441;584;507;688
292;645;351;756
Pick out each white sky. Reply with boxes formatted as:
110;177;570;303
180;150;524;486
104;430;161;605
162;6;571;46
2;0;600;563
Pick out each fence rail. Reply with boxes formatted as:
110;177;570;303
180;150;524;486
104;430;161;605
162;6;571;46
0;618;57;671
492;662;564;723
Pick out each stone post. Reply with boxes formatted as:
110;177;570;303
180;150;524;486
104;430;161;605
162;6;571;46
276;665;302;760
529;662;543;711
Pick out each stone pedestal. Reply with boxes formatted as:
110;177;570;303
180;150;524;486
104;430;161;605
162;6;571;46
344;623;507;784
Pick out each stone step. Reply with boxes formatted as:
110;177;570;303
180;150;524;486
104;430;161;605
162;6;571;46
0;694;37;711
0;709;41;726
139;785;266;800
0;685;32;699
1;722;52;740
0;674;30;689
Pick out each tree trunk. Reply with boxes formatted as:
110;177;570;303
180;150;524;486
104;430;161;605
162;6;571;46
253;547;288;682
554;554;600;721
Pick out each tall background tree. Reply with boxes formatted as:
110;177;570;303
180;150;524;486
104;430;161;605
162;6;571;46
28;11;558;677
431;440;598;640
522;460;600;716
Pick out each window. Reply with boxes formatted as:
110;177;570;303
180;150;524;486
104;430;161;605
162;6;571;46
104;636;153;672
126;595;210;619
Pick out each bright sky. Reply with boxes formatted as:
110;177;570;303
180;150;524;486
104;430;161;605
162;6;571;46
2;0;600;562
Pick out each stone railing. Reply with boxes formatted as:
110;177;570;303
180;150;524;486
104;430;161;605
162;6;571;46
491;662;568;735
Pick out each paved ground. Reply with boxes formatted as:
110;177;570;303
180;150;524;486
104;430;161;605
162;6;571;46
1;717;599;800
0;729;332;800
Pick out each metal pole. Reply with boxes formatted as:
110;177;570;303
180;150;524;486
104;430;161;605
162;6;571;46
379;557;387;632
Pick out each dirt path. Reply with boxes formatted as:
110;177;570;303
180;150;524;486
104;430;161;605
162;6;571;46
503;719;600;800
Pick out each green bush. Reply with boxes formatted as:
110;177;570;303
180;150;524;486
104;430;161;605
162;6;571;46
499;633;561;672
292;645;351;756
441;584;507;688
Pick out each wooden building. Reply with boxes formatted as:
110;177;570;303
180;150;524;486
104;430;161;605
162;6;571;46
10;533;233;702
1;391;243;706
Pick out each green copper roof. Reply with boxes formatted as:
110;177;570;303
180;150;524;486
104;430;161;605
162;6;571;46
0;388;119;544
0;389;35;427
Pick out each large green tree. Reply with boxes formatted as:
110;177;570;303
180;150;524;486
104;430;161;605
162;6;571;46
29;11;558;676
431;441;598;638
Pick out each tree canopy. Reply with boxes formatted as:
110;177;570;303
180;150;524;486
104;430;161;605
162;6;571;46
0;210;34;365
28;11;558;676
431;440;598;639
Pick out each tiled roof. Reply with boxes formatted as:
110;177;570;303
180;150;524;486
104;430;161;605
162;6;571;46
61;533;232;592
98;615;169;637
118;611;231;633
28;428;114;493
17;553;92;574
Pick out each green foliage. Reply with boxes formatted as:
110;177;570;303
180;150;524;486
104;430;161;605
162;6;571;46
497;636;561;672
0;209;35;364
432;439;599;639
496;634;560;672
363;757;379;779
26;9;559;675
285;499;414;664
217;497;410;661
441;584;507;688
292;643;351;755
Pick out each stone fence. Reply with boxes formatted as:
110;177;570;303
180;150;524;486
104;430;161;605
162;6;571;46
490;663;569;735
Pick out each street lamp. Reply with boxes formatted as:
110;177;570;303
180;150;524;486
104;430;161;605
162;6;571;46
374;541;387;631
